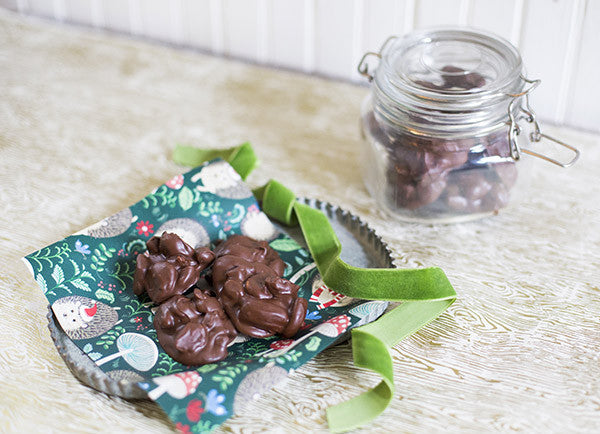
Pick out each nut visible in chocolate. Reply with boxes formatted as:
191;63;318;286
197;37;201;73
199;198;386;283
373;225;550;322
154;289;237;365
211;235;308;339
133;232;215;304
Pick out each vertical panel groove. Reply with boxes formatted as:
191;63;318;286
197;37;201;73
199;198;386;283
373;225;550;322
554;0;586;124
16;0;28;13
303;0;315;73
169;0;184;44
209;0;224;54
352;0;364;80
91;0;105;28
257;0;269;63
53;0;66;22
511;0;525;47
404;0;416;33
391;0;401;34
459;0;471;26
128;0;143;35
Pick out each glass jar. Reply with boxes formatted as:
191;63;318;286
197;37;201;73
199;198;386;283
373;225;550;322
358;28;579;223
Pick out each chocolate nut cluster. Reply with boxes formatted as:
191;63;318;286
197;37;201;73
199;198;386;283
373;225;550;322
133;232;215;304
154;289;238;365
133;232;308;365
210;235;308;339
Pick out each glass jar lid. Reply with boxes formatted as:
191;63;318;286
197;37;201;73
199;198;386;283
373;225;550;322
366;28;526;138
385;28;522;99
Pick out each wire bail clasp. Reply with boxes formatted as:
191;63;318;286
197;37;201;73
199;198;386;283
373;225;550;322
357;36;397;82
507;76;580;168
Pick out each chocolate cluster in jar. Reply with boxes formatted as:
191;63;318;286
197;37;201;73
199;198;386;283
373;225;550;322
368;66;517;216
414;65;487;92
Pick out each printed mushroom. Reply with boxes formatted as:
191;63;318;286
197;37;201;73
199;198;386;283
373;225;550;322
309;275;354;309
148;371;202;400
262;314;352;358
322;315;351;336
349;301;389;327
165;174;184;190
95;332;159;372
270;339;294;350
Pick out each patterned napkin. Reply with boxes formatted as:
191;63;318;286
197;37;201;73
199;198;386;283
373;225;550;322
24;159;388;433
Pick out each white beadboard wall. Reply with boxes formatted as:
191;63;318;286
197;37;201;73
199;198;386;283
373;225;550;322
2;0;598;132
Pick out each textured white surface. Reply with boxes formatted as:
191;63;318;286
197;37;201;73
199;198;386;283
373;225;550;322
1;10;600;433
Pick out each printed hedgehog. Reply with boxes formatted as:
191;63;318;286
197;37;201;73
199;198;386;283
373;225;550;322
52;295;120;340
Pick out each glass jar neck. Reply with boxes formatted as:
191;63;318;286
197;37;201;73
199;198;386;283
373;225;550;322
372;69;523;138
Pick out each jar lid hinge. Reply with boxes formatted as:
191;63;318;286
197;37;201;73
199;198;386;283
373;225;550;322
507;76;580;168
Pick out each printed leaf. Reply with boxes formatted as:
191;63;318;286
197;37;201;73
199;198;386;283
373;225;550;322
71;279;91;292
70;259;80;275
83;343;92;353
100;244;114;257
80;271;93;280
178;186;194;211
36;274;48;293
88;352;102;361
56;284;71;293
283;262;292;278
197;364;217;373
51;264;64;284
269;238;302;252
95;288;115;304
306;336;322;352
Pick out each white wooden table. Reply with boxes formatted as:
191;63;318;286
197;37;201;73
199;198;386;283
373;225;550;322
1;10;599;433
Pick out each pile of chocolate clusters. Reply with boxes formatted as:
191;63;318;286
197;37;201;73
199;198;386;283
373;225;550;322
133;232;307;365
368;65;518;216
374;124;517;214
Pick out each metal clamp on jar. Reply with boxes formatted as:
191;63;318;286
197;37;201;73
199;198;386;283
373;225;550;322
358;28;580;223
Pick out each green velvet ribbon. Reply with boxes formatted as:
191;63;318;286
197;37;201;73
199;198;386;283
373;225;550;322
174;143;456;432
173;141;258;181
